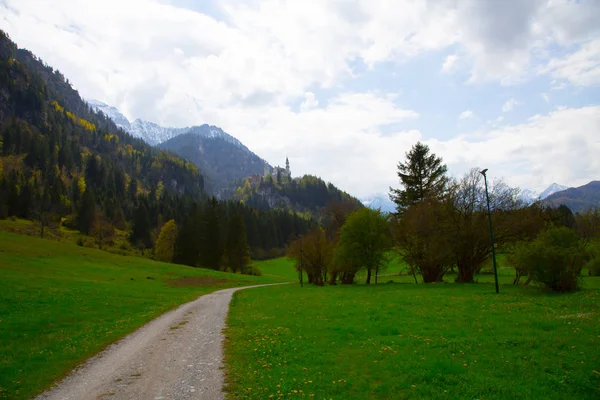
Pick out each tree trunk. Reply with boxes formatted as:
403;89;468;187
455;267;475;283
329;271;338;285
366;267;372;284
411;266;418;284
341;271;356;284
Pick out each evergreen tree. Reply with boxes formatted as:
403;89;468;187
130;199;152;249
389;142;448;214
223;214;252;273
173;209;203;267
77;188;96;234
198;197;222;270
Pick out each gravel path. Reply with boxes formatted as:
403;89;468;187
35;283;287;400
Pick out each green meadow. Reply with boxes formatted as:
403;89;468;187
2;231;599;400
224;278;600;400
0;232;288;400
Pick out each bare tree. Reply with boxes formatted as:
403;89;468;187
445;169;524;283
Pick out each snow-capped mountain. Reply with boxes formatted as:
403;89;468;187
86;99;131;130
87;99;246;148
539;183;569;200
361;193;396;213
519;188;540;204
518;183;570;204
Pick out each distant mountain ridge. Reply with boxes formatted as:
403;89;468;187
361;193;396;213
519;183;570;204
87;99;246;149
87;99;272;196
545;181;600;213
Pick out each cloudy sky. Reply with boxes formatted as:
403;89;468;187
2;0;600;198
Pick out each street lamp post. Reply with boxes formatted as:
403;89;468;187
299;236;304;287
480;168;500;294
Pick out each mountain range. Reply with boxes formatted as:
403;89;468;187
519;183;570;204
87;100;362;210
88;99;272;196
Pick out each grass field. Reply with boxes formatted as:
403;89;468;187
0;232;290;400
224;278;600;399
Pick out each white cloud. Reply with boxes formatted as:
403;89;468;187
502;98;519;112
540;38;600;87
429;106;600;192
542;92;550;102
459;110;474;119
441;54;459;73
1;0;599;197
300;92;319;111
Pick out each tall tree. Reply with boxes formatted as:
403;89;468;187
223;214;252;273
77;188;96;235
130;199;152;249
198;197;222;270
389;142;448;214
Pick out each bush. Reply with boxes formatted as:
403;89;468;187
513;227;587;292
61;214;78;230
241;264;262;276
586;257;600;276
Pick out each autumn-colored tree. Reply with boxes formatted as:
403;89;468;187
288;227;333;286
154;219;178;263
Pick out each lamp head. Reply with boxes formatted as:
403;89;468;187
480;168;488;175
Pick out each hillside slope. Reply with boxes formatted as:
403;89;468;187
234;174;363;217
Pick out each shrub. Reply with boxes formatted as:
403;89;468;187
241;264;262;276
513;227;587;292
586;256;600;276
61;214;78;230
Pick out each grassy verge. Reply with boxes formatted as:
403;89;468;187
224;279;600;399
0;232;288;400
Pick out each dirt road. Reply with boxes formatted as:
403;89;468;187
35;284;286;400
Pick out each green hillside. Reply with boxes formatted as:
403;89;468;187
0;232;289;400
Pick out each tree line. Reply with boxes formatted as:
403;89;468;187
288;142;600;292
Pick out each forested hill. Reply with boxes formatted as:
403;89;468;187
159;130;269;197
0;30;311;261
234;174;363;216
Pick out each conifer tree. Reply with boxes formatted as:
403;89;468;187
223;214;252;273
389;142;448;214
77;188;96;234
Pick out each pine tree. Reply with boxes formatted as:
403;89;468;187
198;197;222;270
130;199;152;249
77;188;96;234
389;142;448;214
173;208;203;267
224;214;252;273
